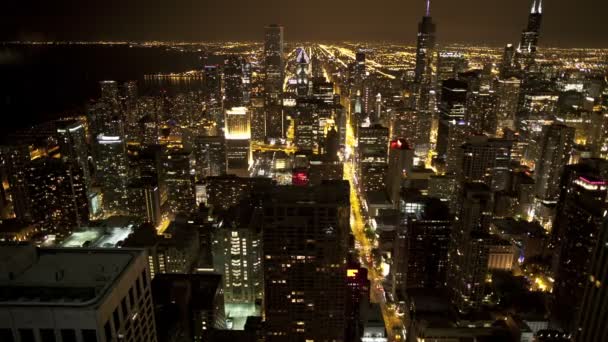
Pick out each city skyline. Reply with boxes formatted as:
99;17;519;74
2;0;608;47
1;0;608;341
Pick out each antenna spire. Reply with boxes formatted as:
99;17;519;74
530;0;540;14
426;0;431;16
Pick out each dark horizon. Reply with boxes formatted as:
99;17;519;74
2;0;608;48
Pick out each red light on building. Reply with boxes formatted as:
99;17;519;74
292;169;309;186
390;138;410;150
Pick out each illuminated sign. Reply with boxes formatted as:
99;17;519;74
292;170;309;186
574;176;608;191
390;139;410;150
347;269;359;278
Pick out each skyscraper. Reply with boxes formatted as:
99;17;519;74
357;124;389;193
458;135;512;191
0;244;156;342
212;203;263;305
448;183;494;313
264;25;285;139
552;167;607;331
96;134;129;214
414;0;437;112
574;217;608;341
56;120;92;192
402;197;452;290
262;181;350;341
26;158;89;239
496;77;522;133
515;0;543;69
466;90;498;135
224;55;246;109
295;47;311;97
225;107;251;176
161;148;196;215
387;139;414;207
436;52;468;95
534;124;575;202
193;135;227;179
500;44;517;78
411;0;437;154
436;79;469;173
264;24;284;105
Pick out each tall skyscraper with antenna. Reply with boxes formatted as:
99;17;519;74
414;0;436;105
413;0;437;153
516;0;543;69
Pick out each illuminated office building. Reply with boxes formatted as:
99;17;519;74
264;24;285;139
204;64;222;104
387;139;414;207
294;103;314;150
436;52;468;95
448;183;493;313
193;135;226;180
466;91;498;135
212;204;263;304
264;24;284;105
500;44;517;78
458;136;512;191
496;77;522;133
515;0;543;69
89;81;124;138
161;148;196;216
436;79;469;173
574;218;608;341
263;181;350;341
96;134;129;214
225;107;251;176
224;56;246;108
123;222;200;278
428;174;459;212
401;198;452;290
414;0;437;113
355;48;366;82
203;175;273;211
56;120;92;192
295;47;311;97
357;124;389;193
126;180;162;227
25;157;88;239
553;165;607;331
534;124;575;202
122;80;139;139
0;145;32;221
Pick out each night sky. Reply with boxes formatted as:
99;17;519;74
1;0;607;47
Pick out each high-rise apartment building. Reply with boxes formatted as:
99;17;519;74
262;181;350;341
437;79;470;173
534;124;575;202
458;136;512;191
25;157;89;239
574;217;608;341
448;183;494;313
357;124;389;193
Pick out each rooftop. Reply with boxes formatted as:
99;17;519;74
0;244;140;306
